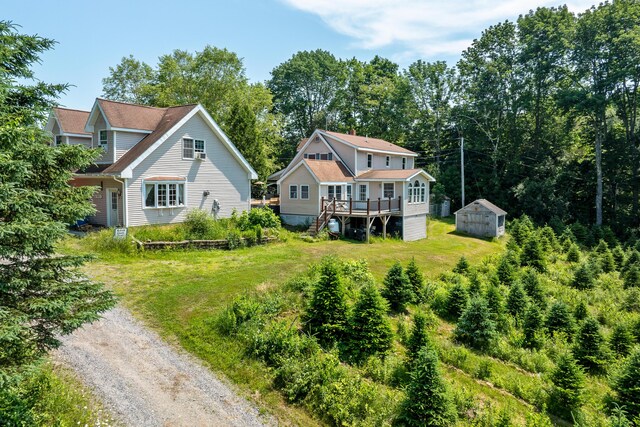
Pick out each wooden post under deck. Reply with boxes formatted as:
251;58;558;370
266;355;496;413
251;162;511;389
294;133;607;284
378;198;381;214
349;197;353;214
382;215;391;239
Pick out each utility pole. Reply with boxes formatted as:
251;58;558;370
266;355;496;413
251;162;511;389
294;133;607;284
460;136;465;208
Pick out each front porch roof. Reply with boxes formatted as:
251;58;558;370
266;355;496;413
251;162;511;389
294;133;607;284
356;168;435;182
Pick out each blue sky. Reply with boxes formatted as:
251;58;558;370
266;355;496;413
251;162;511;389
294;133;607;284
6;0;596;110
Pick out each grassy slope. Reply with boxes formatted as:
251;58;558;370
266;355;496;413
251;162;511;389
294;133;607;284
60;218;511;425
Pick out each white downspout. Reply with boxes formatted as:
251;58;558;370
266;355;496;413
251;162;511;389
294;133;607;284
113;176;128;227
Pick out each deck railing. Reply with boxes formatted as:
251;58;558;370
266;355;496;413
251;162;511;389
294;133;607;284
321;196;402;216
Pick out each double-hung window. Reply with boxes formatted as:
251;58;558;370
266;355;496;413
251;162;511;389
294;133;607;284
183;138;205;159
383;183;394;199
402;157;406;170
144;181;185;208
346;185;352;200
367;153;373;168
358;184;367;201
301;185;309;199
55;135;64;146
385;156;390;167
289;185;298;199
99;130;108;149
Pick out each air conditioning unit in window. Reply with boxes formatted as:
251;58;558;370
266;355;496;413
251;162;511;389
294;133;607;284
196;152;207;160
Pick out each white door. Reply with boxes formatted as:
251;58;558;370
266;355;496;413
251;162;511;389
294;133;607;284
107;189;119;227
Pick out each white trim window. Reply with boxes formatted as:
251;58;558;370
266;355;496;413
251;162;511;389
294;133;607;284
144;181;185;208
346;184;352;200
385;156;390;167
301;185;309;199
420;182;426;203
408;182;413;203
99;130;108;148
402;157;406;170
183;138;205;159
408;180;425;204
383;183;394;199
358;184;368;201
55;135;64;146
367;153;373;168
327;185;342;200
289;185;298;199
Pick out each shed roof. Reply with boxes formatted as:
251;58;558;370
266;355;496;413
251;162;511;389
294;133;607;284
454;199;507;215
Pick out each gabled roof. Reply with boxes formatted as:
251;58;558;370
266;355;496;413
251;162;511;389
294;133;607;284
356;168;435;181
454;199;507;215
305;159;354;182
86;98;168;132
102;104;197;174
296;138;309;152
322;130;416;156
51;107;91;136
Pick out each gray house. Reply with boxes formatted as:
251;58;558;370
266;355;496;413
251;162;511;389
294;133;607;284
46;98;257;227
454;199;507;238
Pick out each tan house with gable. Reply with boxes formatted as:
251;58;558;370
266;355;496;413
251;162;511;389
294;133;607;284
46;98;257;227
273;129;435;241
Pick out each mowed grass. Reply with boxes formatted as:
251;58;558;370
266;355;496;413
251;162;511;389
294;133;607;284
59;218;505;425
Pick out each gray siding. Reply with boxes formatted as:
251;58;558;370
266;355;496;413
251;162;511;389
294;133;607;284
325;137;357;173
93;113;114;164
403;214;427;241
455;204;505;237
126;112;251;227
115;131;146;161
355;151;414;175
68;136;92;148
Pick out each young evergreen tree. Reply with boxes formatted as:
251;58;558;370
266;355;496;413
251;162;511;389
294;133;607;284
507;281;528;320
522;304;544;349
406;311;431;363
405;258;426;303
609;324;634;357
545;301;576;340
539;226;559;253
600;249;616;273
342;283;393;363
496;255;516;286
612;347;640;420
382;262;414;312
567;243;581;263
0;22;116;377
521;235;546;272
573;316;609;373
510;215;534;246
454;297;497;351
521;269;546;308
612;245;626;270
548;353;585;419
574;300;588;322
396;347;457;427
486;284;508;331
445;281;469;320
624;265;640;289
571;262;595;290
468;270;483;296
623;250;640;274
453;256;470;275
302;257;348;347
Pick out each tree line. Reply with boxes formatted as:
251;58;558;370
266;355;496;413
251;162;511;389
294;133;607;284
102;0;640;235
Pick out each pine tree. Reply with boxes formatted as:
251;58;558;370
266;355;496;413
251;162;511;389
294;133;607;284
571;262;595;290
623;250;640;274
612;347;640;419
396;347;457;427
612;245;626;270
600;249;616;273
574;300;588;322
486;284;508;331
522;304;544;349
406;311;431;363
624;265;640;289
507;281;528;320
405;258;425;303
595;239;609;254
382;262;414;312
521;269;546;308
453;256;470;275
539;226;559;252
609;324;634;357
454;297;497;351
302;257;348;347
445;281;469;320
342;283;393;363
548;353;585;419
496;254;516;285
567;243;581;263
468;270;483;296
545;301;575;340
573;317;609;373
510;215;534;246
521;235;546;272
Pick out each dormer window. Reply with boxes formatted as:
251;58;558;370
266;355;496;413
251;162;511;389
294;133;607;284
99;130;108;148
367;153;373;169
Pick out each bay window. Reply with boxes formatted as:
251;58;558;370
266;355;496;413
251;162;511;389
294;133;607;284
144;181;186;208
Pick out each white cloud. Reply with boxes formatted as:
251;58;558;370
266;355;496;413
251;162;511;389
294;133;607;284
281;0;597;59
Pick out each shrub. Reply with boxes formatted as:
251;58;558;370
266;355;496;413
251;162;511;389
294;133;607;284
545;301;575;340
382;262;414;313
342;283;393;363
573;316;609;373
522;304;544;350
567;244;581;263
611;347;640;420
609;324;634;357
246;206;280;229
453;256;470;275
396;347;457;427
571;262;595;290
405;258;426;303
445;281;469;320
226;229;243;249
215;295;262;335
454;297;497;351
183;208;215;238
547;352;585;420
302;257;348;347
249;320;318;367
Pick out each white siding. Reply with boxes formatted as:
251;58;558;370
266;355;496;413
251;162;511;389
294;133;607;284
403;214;427;241
403;178;430;216
92;113;114;164
68;136;92;148
115;131;146;161
126;113;251;227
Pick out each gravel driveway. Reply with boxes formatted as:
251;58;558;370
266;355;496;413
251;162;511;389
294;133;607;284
55;307;271;427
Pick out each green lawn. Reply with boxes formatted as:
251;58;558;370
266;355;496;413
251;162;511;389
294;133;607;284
60;218;505;425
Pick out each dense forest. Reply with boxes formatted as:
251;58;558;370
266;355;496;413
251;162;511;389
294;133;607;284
101;0;640;235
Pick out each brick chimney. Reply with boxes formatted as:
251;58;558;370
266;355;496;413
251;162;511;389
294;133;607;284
349;128;356;136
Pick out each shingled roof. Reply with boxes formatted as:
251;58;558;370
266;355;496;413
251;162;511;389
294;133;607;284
304;159;354;182
96;98;168;131
323;130;416;155
53;107;91;135
455;199;507;216
357;169;426;180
